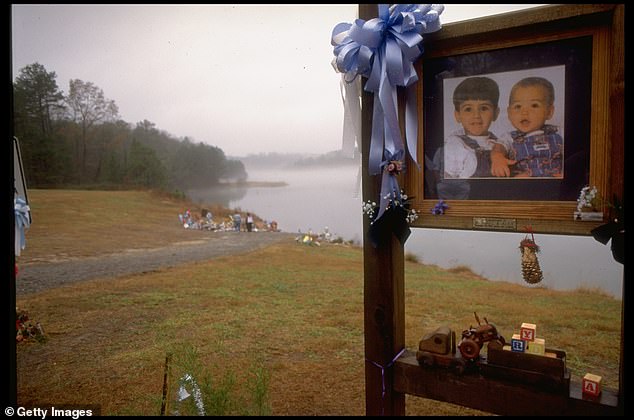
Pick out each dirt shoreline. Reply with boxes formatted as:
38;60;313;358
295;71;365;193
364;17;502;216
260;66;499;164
16;231;296;296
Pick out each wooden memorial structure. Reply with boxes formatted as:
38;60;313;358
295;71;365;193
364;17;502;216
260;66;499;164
359;4;624;416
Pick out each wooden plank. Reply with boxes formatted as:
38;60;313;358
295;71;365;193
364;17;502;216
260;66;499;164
412;213;603;236
486;347;566;378
394;350;622;416
423;4;616;55
608;4;624;203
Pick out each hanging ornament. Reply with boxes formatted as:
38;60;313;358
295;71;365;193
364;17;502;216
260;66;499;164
519;228;543;284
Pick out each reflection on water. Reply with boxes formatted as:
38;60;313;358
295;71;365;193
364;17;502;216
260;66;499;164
185;164;623;299
189;165;363;241
187;183;248;208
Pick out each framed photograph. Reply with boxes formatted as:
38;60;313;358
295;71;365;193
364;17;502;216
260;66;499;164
439;64;567;182
405;4;623;235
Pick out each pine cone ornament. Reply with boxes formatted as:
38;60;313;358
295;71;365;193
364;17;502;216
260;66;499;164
519;235;543;284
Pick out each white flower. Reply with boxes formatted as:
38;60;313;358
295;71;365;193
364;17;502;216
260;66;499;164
577;185;599;212
406;209;419;224
362;200;376;219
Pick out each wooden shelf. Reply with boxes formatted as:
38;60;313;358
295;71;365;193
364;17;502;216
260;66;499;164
394;350;622;416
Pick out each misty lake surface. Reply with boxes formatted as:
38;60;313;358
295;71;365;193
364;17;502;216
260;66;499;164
186;164;623;299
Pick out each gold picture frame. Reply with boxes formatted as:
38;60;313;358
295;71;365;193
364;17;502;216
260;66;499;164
405;4;623;235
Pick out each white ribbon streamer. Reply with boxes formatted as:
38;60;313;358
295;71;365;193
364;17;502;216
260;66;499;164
177;373;205;416
14;196;31;257
339;74;362;159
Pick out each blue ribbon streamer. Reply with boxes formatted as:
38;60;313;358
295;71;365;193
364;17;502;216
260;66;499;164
15;196;31;256
376;149;405;223
332;4;443;224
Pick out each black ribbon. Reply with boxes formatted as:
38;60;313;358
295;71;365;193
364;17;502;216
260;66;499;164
368;203;412;249
590;197;624;264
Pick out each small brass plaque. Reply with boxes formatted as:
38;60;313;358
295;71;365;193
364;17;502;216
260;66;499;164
472;217;517;231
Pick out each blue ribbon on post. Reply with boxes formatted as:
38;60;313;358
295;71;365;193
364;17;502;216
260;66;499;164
377;148;404;223
332;4;443;236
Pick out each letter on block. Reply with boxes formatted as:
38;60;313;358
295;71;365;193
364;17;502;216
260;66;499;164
525;337;545;355
520;322;536;341
582;373;602;397
510;333;526;352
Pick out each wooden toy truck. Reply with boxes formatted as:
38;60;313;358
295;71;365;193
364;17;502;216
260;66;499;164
416;325;468;375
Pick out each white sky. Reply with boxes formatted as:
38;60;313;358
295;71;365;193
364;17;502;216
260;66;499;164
11;4;544;157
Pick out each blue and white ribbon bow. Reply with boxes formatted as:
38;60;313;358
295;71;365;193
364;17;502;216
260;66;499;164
332;4;443;225
15;196;31;256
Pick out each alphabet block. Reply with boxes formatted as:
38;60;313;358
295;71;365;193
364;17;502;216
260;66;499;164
520;322;536;341
510;333;526;352
525;337;545;355
582;373;602;397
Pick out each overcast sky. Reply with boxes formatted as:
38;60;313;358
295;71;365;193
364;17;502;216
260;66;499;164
11;4;544;157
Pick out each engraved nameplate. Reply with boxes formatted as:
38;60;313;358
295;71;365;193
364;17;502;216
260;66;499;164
472;217;517;231
573;211;603;221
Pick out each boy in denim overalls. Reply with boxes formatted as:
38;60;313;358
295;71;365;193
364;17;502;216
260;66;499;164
503;77;563;178
430;77;512;198
441;76;507;179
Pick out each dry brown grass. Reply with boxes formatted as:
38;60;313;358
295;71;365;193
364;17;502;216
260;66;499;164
15;190;622;415
17;242;493;415
20;189;260;263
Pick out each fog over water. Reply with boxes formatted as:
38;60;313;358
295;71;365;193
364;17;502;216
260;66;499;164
187;164;623;299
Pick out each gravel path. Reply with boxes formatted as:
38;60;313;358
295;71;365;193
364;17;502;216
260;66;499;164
16;231;296;296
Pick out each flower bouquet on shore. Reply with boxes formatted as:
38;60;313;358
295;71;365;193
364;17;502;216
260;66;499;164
16;308;46;343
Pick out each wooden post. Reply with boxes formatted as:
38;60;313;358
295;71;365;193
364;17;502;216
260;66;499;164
160;353;172;415
609;4;625;404
360;4;406;416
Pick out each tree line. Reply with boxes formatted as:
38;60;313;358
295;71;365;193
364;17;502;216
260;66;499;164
12;62;247;192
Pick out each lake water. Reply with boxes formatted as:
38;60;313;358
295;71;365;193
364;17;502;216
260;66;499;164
186;165;623;299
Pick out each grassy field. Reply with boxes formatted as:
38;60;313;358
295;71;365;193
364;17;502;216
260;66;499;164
15;189;622;415
17;189;256;264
